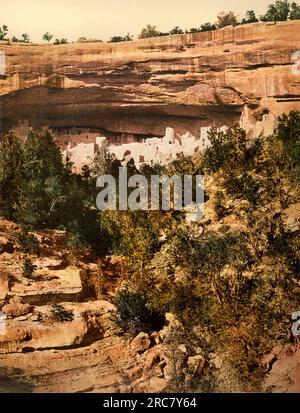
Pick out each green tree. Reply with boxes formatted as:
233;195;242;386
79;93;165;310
16;130;65;228
260;1;290;21
200;22;217;31
54;38;68;45
0;25;8;40
123;33;133;41
138;24;160;39
77;36;88;43
275;111;300;180
216;11;239;28
43;32;53;43
110;36;125;43
76;36;102;43
22;33;30;43
0;132;23;219
16;228;41;255
110;33;133;42
169;26;184;35
241;10;259;24
290;2;300;18
202;126;247;174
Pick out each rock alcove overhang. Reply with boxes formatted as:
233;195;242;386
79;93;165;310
0;20;300;137
0;84;243;137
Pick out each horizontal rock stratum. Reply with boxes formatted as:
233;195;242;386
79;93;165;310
0;21;300;137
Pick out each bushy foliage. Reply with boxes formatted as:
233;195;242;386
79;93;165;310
42;32;53;43
110;33;133;43
0;129;104;251
100;210;160;272
53;38;68;45
275;111;300;181
203;113;300;207
76;37;103;43
241;10;259;24
138;24;160;39
169;26;184;35
0;25;8;40
290;1;300;19
112;286;164;335
22;259;37;279
15;130;65;228
16;229;41;256
200;23;217;32
216;11;239;28
114;113;299;387
21;33;30;43
260;0;291;21
202;126;247;175
51;304;74;322
0;132;23;219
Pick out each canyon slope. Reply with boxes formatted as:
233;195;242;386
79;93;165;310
0;21;300;137
0;218;299;393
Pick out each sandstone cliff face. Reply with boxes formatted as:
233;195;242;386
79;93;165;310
0;21;300;137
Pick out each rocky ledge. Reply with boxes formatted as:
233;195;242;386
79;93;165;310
0;21;300;137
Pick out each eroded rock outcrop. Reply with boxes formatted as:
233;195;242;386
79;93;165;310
0;220;170;393
0;21;299;137
263;344;300;393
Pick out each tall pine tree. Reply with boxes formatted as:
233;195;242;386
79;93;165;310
16;130;65;228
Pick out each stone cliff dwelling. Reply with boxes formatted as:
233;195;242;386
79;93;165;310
63;125;231;170
61;105;277;170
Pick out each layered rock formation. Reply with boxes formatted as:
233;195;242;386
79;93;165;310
0;220;172;393
0;21;300;138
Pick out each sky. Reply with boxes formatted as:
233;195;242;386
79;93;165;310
1;0;273;43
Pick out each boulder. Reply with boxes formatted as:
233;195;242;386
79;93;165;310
178;344;188;355
146;377;168;393
159;312;183;342
282;203;300;232
33;258;65;270
0;300;117;353
0;278;10;301
9;267;86;305
2;302;33;319
263;344;300;393
187;355;205;374
210;354;223;370
130;332;151;354
144;348;162;370
0;236;14;254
